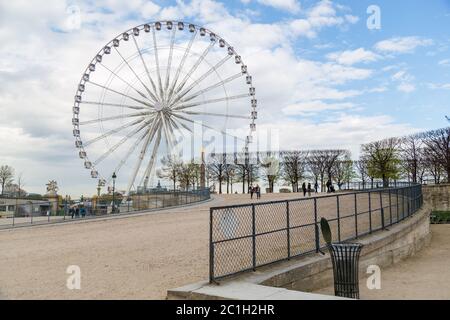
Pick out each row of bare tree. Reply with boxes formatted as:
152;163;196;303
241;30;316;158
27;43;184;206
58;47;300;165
360;127;450;187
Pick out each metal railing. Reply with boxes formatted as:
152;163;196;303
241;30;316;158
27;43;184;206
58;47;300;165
0;188;210;229
209;183;423;281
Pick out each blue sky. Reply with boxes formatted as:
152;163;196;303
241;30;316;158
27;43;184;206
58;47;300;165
0;0;449;195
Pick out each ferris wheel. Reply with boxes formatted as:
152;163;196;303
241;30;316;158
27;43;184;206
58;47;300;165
72;21;257;194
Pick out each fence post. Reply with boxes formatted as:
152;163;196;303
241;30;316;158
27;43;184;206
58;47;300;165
379;191;385;230
314;198;320;253
354;193;358;239
336;195;341;242
286;201;290;260
388;189;392;226
30;203;33;225
13;198;17;227
368;192;372;233
407;187;411;217
209;208;214;283
396;189;400;222
252;203;256;271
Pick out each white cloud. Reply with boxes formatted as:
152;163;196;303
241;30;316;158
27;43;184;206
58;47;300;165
428;83;450;90
326;48;380;65
397;83;415;93
256;0;300;13
255;115;421;156
438;59;450;67
282;100;355;116
374;36;433;54
391;70;415;93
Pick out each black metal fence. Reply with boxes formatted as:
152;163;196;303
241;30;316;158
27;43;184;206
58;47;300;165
0;188;210;229
209;183;423;281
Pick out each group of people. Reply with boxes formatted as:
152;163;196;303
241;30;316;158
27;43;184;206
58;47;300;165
69;205;87;219
301;182;319;197
249;185;261;199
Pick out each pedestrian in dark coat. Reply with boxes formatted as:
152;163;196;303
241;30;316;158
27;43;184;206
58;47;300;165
302;182;307;197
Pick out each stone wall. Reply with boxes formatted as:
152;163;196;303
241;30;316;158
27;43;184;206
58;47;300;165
423;184;450;211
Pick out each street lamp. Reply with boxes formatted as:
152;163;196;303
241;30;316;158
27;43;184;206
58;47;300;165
112;172;117;213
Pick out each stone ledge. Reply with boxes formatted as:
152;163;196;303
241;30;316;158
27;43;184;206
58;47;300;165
167;204;431;300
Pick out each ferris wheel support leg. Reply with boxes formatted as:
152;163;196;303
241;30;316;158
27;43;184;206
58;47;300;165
126;117;160;194
142;127;163;189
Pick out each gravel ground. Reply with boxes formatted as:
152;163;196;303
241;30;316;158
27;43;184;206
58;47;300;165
0;192;325;300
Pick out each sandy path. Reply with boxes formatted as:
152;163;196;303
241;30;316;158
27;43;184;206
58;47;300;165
316;224;450;299
0;192;322;300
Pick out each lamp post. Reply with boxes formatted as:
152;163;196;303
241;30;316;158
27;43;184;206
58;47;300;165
112;172;117;213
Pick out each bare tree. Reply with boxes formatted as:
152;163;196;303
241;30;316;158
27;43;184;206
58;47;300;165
207;154;227;194
307;150;347;191
307;151;328;192
157;155;182;190
423;149;443;184
280;151;308;192
400;134;423;183
0;165;14;195
332;155;354;190
260;155;280;193
17;173;25;197
355;159;369;188
224;163;236;194
422;127;450;182
361;138;402;187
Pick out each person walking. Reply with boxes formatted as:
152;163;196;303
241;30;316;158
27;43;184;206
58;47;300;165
307;183;312;197
314;182;319;193
70;207;75;219
326;180;332;193
256;185;261;199
250;186;254;199
302;182;307;197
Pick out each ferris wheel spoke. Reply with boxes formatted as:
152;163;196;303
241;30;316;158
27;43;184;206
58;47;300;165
179;110;250;119
170;40;216;103
83;118;146;147
170;116;193;133
173;93;251;111
126;116;161;193
142;127;163;188
114;46;158;104
171;113;246;143
89;81;154;108
152;28;164;101
106;128;151;184
79;112;150;126
164;27;177;98
98;62;154;103
171;72;243;106
80;100;148;110
167;30;198;103
92;119;152;166
172;55;232;104
161;114;175;151
131;34;159;102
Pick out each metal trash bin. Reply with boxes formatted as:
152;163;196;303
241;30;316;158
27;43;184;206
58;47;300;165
328;243;363;299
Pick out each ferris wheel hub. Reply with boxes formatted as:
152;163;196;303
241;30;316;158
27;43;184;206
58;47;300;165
154;101;166;111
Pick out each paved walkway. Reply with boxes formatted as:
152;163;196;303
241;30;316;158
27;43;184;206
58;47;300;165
316;224;450;299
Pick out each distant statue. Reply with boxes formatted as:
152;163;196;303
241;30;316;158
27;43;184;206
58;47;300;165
46;180;59;195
